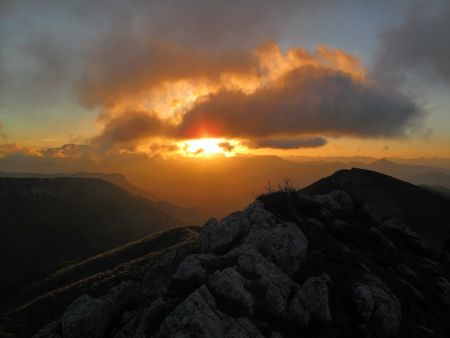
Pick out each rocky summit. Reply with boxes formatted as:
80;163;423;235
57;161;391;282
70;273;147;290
22;188;450;337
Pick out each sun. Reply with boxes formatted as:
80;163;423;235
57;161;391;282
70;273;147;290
178;138;238;157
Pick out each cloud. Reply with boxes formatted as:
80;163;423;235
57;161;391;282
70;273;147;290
177;66;421;139
77;41;259;108
247;137;327;149
374;1;450;85
91;111;168;149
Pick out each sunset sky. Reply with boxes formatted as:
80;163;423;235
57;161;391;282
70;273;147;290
1;0;450;160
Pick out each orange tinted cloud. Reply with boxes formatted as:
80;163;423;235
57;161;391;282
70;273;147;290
85;43;421;151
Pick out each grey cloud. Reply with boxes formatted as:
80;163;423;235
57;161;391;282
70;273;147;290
91;111;167;149
177;66;422;139
248;137;327;149
374;1;450;85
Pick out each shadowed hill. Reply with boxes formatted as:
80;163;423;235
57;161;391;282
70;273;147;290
1;226;199;335
300;168;450;248
0;171;210;224
0;177;185;308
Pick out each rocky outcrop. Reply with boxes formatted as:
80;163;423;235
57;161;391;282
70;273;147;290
33;191;450;338
353;274;401;338
53;281;143;338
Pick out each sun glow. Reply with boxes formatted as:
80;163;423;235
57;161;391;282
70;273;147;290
178;138;240;157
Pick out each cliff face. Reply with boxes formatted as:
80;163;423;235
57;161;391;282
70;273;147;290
28;185;450;338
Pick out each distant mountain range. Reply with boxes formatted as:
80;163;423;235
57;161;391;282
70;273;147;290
2;157;450;218
1;168;450;337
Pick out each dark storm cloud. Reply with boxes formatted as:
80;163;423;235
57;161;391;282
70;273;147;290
91;111;168;149
374;1;450;84
247;137;327;149
177;66;422;139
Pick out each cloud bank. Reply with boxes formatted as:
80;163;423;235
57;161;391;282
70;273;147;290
375;1;450;85
1;0;434;154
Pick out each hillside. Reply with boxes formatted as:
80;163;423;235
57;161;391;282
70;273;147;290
0;171;209;224
0;177;185;308
1;170;449;337
301;168;450;248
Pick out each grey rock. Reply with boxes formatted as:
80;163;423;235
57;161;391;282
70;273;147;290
158;285;224;338
302;275;332;324
259;222;308;275
61;295;110;338
315;190;353;215
353;274;401;338
103;281;143;318
420;258;444;275
330;190;354;213
369;228;396;249
142;244;195;296
244;200;276;226
33;321;61;338
223;317;264;338
235;245;292;317
286;288;310;326
171;254;208;286
380;218;418;238
396;264;417;279
59;281;142;338
435;277;450;305
208;267;254;316
198;212;250;254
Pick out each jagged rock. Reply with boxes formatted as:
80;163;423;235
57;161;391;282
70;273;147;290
270;332;284;338
244;200;276;225
103;281;143;318
370;227;396;249
235;245;292;317
397;278;423;301
158;285;224;337
171;254;209;287
59;281;142;338
33;321;61;338
435;277;450;305
330;190;354;214
198;212;250;254
259;222;308;275
353;274;401;338
61;295;110;338
111;310;142;338
380;218;418;238
396;264;417;279
142;244;194;296
223;317;264;338
243;221;307;275
420;258;444;275
158;285;261;338
286;288;310;326
302;275;332;324
208;267;254;316
315;190;353;215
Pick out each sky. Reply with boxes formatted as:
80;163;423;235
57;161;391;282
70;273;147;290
1;0;450;160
